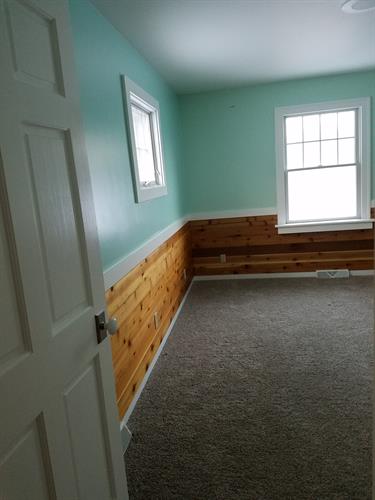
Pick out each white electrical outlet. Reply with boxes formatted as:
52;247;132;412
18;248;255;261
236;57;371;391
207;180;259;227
316;269;350;279
154;311;160;328
220;254;226;263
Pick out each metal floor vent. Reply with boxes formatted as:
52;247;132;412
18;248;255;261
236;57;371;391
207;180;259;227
316;269;350;279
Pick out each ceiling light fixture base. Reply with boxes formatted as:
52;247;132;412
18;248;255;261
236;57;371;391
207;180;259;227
342;0;375;13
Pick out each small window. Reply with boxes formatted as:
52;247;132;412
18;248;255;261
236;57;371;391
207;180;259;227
122;77;167;203
275;98;372;233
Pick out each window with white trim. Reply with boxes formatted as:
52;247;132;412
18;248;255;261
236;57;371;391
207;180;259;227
122;77;167;203
275;98;371;233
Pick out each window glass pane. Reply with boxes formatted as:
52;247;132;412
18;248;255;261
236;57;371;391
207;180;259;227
131;104;156;185
303;141;320;168
287;143;303;170
136;149;155;184
285;116;302;143
320;112;337;140
338;110;355;138
338;138;356;164
287;165;357;222
321;139;338;166
303;114;320;142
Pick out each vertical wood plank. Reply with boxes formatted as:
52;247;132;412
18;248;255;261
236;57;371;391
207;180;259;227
106;225;192;419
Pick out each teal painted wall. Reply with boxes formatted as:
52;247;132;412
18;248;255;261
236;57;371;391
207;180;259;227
180;70;375;214
68;0;374;272
69;0;184;272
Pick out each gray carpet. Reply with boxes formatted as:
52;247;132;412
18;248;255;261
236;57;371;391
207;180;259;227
126;278;373;500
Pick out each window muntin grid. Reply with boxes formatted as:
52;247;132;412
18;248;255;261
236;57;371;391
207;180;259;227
285;109;357;172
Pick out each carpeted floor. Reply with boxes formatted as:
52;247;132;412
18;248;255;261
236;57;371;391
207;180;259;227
126;278;373;500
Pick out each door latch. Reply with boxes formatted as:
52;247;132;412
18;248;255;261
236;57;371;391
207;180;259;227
95;311;118;344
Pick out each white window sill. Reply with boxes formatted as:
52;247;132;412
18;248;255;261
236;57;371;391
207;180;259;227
136;185;167;203
276;219;374;234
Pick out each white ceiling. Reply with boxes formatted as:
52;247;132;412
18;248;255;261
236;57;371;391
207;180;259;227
90;0;375;94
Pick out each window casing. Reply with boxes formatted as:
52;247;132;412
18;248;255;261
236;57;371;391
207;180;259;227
275;98;371;233
123;77;167;203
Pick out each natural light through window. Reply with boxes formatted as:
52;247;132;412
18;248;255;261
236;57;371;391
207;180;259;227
123;77;167;203
286;110;357;221
275;99;371;233
131;104;157;185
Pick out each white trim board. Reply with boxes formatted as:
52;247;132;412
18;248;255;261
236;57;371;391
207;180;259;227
104;202;375;290
104;216;189;289
191;202;375;220
276;219;374;234
193;270;374;281
103;208;275;290
120;279;194;429
188;206;276;220
120;424;132;454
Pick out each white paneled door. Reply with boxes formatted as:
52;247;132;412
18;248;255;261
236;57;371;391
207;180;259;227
0;0;128;498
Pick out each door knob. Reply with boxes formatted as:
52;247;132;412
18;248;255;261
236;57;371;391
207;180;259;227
105;317;118;336
95;312;118;344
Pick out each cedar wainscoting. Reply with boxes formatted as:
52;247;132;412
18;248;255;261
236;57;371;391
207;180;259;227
107;212;373;419
106;224;192;420
192;211;374;275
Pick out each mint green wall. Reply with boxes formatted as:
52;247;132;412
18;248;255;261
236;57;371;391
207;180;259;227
180;70;375;214
68;0;374;273
69;0;184;272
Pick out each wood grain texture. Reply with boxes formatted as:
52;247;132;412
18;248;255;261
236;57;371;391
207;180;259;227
192;211;374;275
107;211;373;419
106;224;192;419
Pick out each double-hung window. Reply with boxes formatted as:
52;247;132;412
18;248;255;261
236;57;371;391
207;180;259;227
275;98;371;233
123;77;167;203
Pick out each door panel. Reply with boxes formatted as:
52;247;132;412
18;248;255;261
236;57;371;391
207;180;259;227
24;124;90;327
0;164;30;373
5;0;64;94
0;1;128;498
64;363;114;500
0;417;55;500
